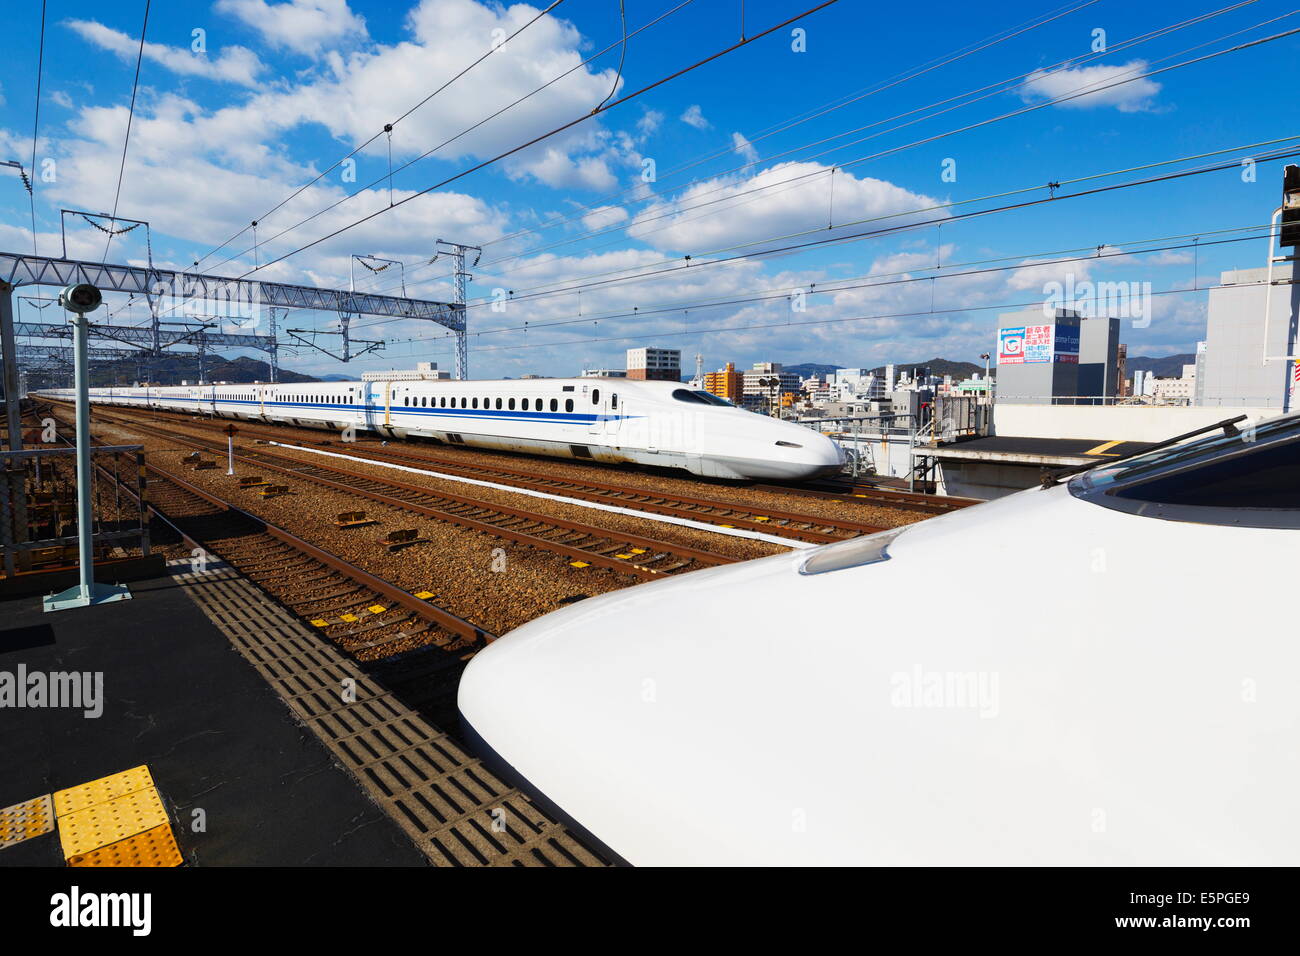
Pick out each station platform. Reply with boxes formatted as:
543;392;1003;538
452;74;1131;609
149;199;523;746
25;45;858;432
0;565;426;867
924;435;1155;468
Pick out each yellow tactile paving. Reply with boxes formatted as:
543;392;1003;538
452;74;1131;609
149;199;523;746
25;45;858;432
52;765;154;816
68;823;183;868
56;787;169;859
0;794;55;849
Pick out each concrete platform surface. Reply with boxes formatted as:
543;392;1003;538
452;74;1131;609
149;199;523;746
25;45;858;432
0;570;426;866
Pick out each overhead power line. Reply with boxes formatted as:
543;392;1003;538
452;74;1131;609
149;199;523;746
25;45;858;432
190;0;573;271
354;0;1260;300
28;0;47;255
237;0;843;279
104;0;151;261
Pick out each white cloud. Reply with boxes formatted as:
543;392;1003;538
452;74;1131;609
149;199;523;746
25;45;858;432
731;132;758;166
50;90;74;109
627;161;946;254
580;204;629;231
636;110;663;137
214;0;368;56
1020;60;1162;113
66;19;267;87
680;104;709;129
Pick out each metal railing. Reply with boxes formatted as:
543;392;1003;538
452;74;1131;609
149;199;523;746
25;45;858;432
0;444;149;577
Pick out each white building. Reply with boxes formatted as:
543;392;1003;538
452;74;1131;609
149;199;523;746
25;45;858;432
362;361;450;381
626;347;681;381
742;362;800;398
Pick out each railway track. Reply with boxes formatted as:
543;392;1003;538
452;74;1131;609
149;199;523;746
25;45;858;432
84;406;887;544
85;446;609;866
83;410;738;579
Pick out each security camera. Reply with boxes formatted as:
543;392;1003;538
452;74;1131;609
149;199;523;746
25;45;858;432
59;283;103;314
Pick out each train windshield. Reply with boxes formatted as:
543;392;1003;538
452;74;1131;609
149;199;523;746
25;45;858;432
1069;413;1300;527
672;389;735;407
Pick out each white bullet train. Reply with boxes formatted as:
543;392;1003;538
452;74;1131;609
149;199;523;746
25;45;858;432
41;377;842;481
459;412;1300;865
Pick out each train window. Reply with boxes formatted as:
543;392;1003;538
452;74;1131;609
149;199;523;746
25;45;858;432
483;396;490;408
460;397;467;408
508;398;516;410
565;399;573;412
1070;419;1300;529
495;398;502;410
1111;439;1300;510
522;398;529;411
549;398;558;412
611;393;618;408
591;389;600;404
472;397;479;409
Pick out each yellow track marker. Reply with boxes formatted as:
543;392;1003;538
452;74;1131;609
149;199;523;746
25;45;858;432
310;618;329;628
414;590;435;599
367;605;387;615
68;823;183;868
615;553;633;560
630;548;647;555
569;561;590;568
340;613;359;623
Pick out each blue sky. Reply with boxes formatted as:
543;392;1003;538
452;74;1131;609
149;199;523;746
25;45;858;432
0;0;1296;381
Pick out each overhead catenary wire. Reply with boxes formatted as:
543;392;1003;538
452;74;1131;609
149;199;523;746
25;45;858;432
405;275;1278;359
235;1;843;280
353;0;1262;301
379;222;1280;346
103;0;151;262
437;13;1300;307
189;0;573;272
27;0;47;255
196;0;695;280
345;135;1300;335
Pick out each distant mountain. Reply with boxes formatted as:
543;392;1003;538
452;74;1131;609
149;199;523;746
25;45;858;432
782;363;844;379
85;354;320;387
1124;353;1195;378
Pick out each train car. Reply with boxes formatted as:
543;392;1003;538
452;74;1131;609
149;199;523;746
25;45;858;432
458;412;1300;865
39;377;843;481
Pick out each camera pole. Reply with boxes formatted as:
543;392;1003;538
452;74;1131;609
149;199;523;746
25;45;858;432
45;284;131;612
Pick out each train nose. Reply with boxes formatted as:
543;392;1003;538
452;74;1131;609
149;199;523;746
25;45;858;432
772;428;843;480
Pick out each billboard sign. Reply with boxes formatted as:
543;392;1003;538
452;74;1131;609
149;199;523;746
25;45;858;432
998;326;1026;365
1053;323;1080;364
1023;324;1054;363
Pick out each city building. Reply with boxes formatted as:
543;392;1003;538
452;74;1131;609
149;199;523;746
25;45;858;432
361;361;450;381
581;368;627;378
994;308;1082;404
703;362;743;402
741;362;800;400
626;347;681;381
1199;261;1298;409
1151;364;1197;405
